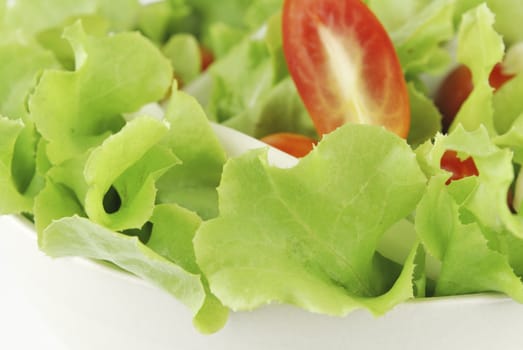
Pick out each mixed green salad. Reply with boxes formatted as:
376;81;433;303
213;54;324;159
1;0;523;334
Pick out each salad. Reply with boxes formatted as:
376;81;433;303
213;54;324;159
1;0;523;335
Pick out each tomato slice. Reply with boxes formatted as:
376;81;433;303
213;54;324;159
260;133;316;158
282;0;410;138
440;150;479;185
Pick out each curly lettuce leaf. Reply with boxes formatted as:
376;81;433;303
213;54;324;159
244;0;282;30
84;116;178;231
34;180;85;235
162;33;202;86
39;203;229;334
494;114;523;163
418;126;523;235
454;0;523;46
195;124;426;315
204;23;245;59
29;22;172;164
484;0;523;46
137;1;178;44
207;35;273;123
33;116;177;233
0;43;58;210
180;0;278;42
97;0;139;31
416;174;523;300
407;82;443;146
148;204;229;333
33;105;226;332
36;15;110;70
366;0;431;32
0;117;33;214
1;0;95;38
0;43;58;121
493;73;523;134
40;215;208;325
415;126;523;298
155;89;227;220
204;18;315;138
1;0;138;40
450;4;504;134
376;0;455;76
223;77;316;139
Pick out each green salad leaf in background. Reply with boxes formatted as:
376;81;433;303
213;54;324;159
1;0;523;335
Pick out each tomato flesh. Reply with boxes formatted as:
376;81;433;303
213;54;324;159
440;150;479;185
282;0;410;138
260;133;316;158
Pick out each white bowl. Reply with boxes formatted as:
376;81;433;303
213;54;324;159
1;124;523;350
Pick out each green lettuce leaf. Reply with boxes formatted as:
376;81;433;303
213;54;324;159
0;43;58;120
34;116;178;233
484;0;523;46
416;174;523;300
204;18;315;138
493;73;523;134
244;0;283;30
162;33;202;86
40;215;209;325
97;0;139;31
195;124;426;315
206;35;273;124
223;77;316;139
415;126;523;298
264;12;289;83
137;1;172;44
494;114;523;164
1;0;138;40
1;0;96;38
204;23;246;59
450;4;504;134
0;116;33;214
84;116;178;231
0;43;58;209
156;88;226;220
34;180;85;235
382;0;455;76
148;204;229;333
187;0;281;34
39;203;229;334
407;82;443;146
367;0;433;32
418;126;523;235
36;15;110;70
29;21;172;164
454;0;523;46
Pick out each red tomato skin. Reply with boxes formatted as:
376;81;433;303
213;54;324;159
434;65;473;132
435;63;515;132
282;0;410;138
440;150;479;185
260;133;316;158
